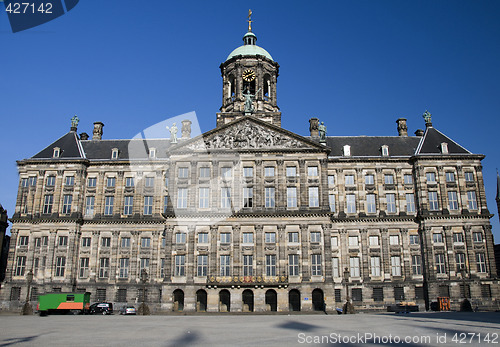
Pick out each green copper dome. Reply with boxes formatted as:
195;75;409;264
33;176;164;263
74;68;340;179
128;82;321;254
226;31;274;62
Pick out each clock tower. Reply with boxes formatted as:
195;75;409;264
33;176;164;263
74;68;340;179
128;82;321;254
217;11;281;127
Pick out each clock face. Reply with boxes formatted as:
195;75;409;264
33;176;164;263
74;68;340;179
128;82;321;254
242;69;256;82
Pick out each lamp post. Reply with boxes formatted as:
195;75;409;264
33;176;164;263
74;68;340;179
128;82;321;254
22;270;33;315
343;267;354;314
458;266;472;312
139;269;150;315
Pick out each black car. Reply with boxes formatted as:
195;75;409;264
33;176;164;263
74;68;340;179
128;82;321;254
89;302;113;315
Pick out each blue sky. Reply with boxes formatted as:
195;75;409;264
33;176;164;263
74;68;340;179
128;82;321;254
1;1;500;239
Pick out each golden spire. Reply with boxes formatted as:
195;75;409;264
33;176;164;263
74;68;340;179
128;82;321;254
247;9;253;32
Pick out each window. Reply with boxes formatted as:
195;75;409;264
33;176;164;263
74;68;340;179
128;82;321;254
329;194;336;212
174;255;185;276
445;172;455;183
473;232;483;242
104;196;114;215
220;255;230;276
345;175;355;185
350;257;360;277
198;233;208;244
409;234;419;245
58;236;68;246
464;171;474;182
311;254;322;276
116;288;127;302
79;258;89;278
125;177;134;187
308;166;318;176
106;177;115;188
55;256;66;277
220;232;231;244
221;187;231;208
343;145;351;156
265;187;275;208
18;236;29;246
101;237;111;247
34;237;41;248
177;188;188;209
286;167;297;177
310;231;321;243
426;172;436;183
352;288;363;302
467;191;478;210
178;167;189;178
15;256;26;276
406;194;415;213
29;176;37;187
144;196;153;215
366;194;376;213
391;256;401;276
85;196;95;216
331;257;340;278
435;254;446;274
243;255;253;276
242;232;253;244
404;174;413;185
21;178;29;188
144;177;154;187
389;235;399;245
175;232;186;244
448;191;459;210
82;237;91;247
99;258;110;278
373;287;384;301
65;176;74;186
121;237;130;248
197;255;208;276
198;187;210;208
163;196;169;213
288;254;299;276
369;236;379;246
42;236;48;246
455;253;466;271
243;187;253;208
123;196;133;215
46;175;56;186
412;255;422;275
371;257;381;276
394;287;405;301
111;148;119;159
381;145;389;156
328;175;335;185
476;253;487;273
199;167;210;178
141;237;151;248
453;233;464;243
43;194;53;214
386;194;396;213
119;258;129;278
433;233;443;243
346;194;356;213
348;236;359;247
221;167;232;178
87;177;97;187
266;255;277;276
365;174;374;185
265;232;276;243
428;191;439;210
287;187;297;208
384;175;394;185
139;258;150;272
149;148;156;158
288;232;299;243
10;287;21;301
160;258;166;278
264;166;275;177
243;167;253;177
481;284;491;298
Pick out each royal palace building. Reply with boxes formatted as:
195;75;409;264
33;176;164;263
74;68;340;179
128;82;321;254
2;20;499;313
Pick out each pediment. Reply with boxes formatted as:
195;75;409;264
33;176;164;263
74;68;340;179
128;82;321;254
171;117;326;153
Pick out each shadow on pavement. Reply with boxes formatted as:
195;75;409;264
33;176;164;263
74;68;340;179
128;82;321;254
164;331;198;347
276;321;320;332
0;335;38;347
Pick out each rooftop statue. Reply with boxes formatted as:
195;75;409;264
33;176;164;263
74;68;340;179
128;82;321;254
244;87;261;114
166;123;178;143
71;115;79;128
318;121;327;142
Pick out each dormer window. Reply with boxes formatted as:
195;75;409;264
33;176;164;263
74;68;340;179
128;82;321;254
149;148;156;159
440;142;449;154
53;147;60;158
343;145;351;157
381;145;389;157
111;148;119;159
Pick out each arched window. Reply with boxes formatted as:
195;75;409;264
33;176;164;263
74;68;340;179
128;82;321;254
263;74;271;101
228;75;236;101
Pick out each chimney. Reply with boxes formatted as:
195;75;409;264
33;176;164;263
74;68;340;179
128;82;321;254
181;119;192;139
414;129;424;136
92;122;104;140
309;117;319;139
80;132;89;140
396;118;408;137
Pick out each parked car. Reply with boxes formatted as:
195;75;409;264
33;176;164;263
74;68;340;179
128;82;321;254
120;306;136;315
89;302;113;315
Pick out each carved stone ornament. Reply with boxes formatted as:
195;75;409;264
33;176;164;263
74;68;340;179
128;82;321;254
186;120;306;150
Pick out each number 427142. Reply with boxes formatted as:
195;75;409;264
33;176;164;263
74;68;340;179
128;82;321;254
5;2;53;14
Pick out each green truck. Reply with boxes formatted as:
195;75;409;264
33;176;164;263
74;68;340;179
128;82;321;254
37;292;91;316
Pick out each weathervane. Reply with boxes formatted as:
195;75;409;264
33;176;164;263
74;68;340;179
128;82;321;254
247;9;253;32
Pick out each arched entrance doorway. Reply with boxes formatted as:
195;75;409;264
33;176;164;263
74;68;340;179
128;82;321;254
196;289;207;312
265;289;277;311
242;289;254;312
219;290;231;312
312;288;324;311
289;289;301;311
173;289;184;312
